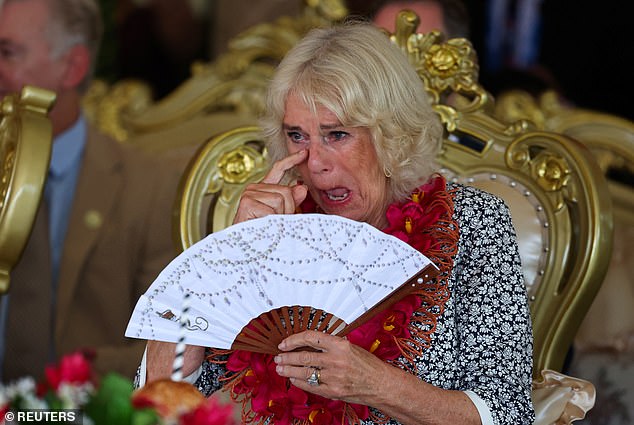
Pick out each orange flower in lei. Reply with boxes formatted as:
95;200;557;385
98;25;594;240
210;175;458;425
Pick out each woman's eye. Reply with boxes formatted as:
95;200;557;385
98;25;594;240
0;47;15;60
0;44;23;61
287;131;306;143
324;131;349;143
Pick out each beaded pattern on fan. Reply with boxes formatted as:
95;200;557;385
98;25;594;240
125;213;435;354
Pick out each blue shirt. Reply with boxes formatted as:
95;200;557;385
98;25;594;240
46;115;87;284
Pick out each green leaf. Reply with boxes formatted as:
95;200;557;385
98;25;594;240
83;373;135;425
83;373;160;425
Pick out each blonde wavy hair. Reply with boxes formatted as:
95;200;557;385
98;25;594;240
260;21;443;203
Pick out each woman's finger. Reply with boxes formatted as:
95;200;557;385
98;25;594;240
233;184;301;224
278;329;331;353
261;149;307;184
271;361;325;391
246;184;297;212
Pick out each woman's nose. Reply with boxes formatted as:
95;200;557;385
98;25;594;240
306;142;331;174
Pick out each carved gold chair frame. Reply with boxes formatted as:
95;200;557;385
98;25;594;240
495;90;634;225
0;86;56;294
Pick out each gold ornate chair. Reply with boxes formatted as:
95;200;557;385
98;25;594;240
495;89;634;419
495;91;634;347
0;86;56;294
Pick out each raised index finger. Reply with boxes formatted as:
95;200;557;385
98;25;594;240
261;149;308;184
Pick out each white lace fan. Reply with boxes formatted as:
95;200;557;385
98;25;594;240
126;214;438;354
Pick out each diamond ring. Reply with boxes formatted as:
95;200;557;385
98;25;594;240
307;367;320;386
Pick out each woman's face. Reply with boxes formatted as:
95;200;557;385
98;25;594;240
283;94;390;228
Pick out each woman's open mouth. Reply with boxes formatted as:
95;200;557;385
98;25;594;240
323;188;350;202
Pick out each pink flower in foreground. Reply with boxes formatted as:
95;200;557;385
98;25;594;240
179;396;238;425
42;351;93;392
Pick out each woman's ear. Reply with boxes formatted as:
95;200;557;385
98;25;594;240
60;44;91;90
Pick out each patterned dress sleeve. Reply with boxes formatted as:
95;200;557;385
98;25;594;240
451;186;535;424
193;350;227;396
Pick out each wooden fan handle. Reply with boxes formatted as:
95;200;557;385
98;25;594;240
339;263;439;336
232;308;345;354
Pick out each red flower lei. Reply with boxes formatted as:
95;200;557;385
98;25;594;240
208;175;459;425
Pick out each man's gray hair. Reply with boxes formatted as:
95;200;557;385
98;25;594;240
2;0;103;91
49;0;103;91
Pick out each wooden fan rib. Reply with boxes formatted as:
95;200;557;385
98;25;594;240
231;309;285;353
340;264;439;336
316;312;334;333
237;325;272;347
230;306;349;354
260;311;285;342
231;340;279;354
327;317;346;335
269;309;287;337
308;309;324;331
247;315;273;336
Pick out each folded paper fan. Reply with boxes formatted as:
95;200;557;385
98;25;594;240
126;214;438;354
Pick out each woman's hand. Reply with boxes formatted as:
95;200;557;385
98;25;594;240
233;150;308;224
273;330;387;406
274;330;481;425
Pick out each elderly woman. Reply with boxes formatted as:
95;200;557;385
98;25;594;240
143;22;534;424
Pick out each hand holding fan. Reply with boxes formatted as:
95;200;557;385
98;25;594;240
126;214;438;354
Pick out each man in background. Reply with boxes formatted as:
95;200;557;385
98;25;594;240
0;0;180;381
